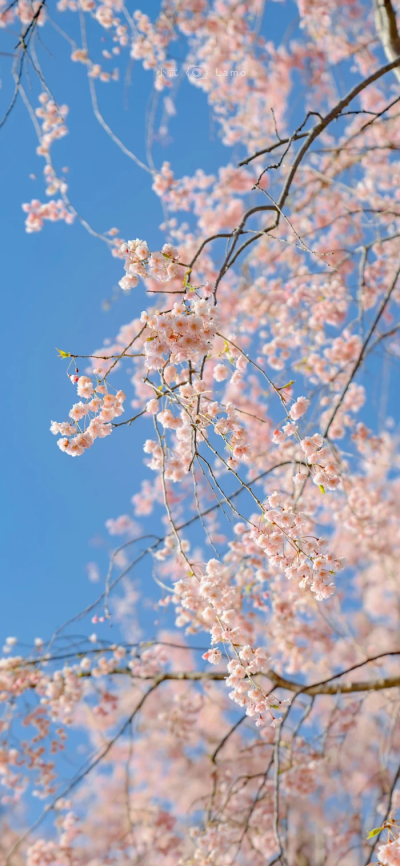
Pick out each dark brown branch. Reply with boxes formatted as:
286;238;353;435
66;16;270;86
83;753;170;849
75;656;400;696
238;132;309;166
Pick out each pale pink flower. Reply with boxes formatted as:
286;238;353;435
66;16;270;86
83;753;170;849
87;419;112;439
57;437;84;457
282;421;297;436
143;439;156;453
87;398;102;413
272;429;285;444
57;437;71;453
74;432;93;450
69;402;89;421
119;274;139;291
76;376;93;399
202;649;222;665
378;842;400;866
146;399;159;414
213;364;229;382
158;409;182;429
193;380;207;393
135;241;149;260
290;396;310;420
162;243;179;259
268;492;281;508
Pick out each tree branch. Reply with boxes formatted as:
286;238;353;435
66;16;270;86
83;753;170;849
374;0;400;83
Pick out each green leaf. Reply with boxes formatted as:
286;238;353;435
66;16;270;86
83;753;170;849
183;268;192;287
278;380;294;390
367;827;383;839
318;484;326;494
56;348;71;358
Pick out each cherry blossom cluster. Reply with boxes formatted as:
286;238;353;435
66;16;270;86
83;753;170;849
141;297;219;369
172;560;289;728
22;199;75;233
143;393;251;484
42;164;68;197
131;10;173;75
128;644;168;678
35;92;68;158
299;434;341;491
27;812;79;866
50;375;126;456
39;667;84;725
87;61;119;82
378;834;400;866
157;690;203;739
319;382;366;440
249;494;344;600
0;654;43;698
272;400;342;491
118;239;181;290
151;161;252;232
225;652;286;728
0;0;46;28
126;1;293;153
